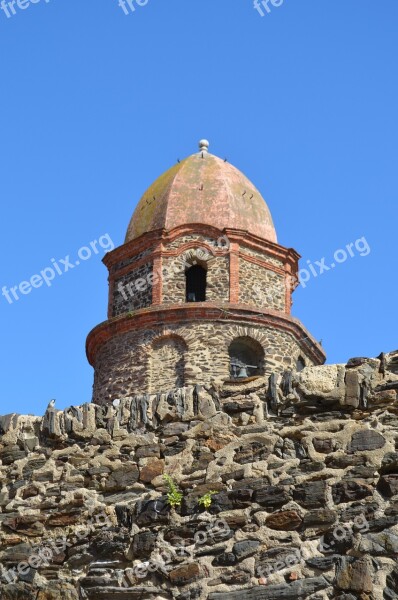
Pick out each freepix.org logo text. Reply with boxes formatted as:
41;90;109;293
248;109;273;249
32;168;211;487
1;234;115;305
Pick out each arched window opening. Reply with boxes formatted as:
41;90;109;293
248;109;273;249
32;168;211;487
186;265;207;302
296;356;306;372
229;337;265;380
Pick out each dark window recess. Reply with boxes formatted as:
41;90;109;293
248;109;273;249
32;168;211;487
186;265;207;302
296;356;306;372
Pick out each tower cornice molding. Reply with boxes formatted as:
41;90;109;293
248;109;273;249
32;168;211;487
86;302;326;368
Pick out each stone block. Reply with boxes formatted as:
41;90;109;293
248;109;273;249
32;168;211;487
233;539;260;560
294;364;345;402
293;480;327;509
208;576;328;599
344;370;360;408
265;510;302;530
105;464;139;492
212;552;237;566
335;556;374;593
359;531;398;554
332;480;373;504
253;485;291;509
131;531;157;558
139;459;164;483
2;583;38;600
3;514;46;537
381;452;398;474
302;509;337;528
169;563;200;585
325;454;366;469
377;474;398;497
348;430;385;453
0;445;26;465
312;437;335;453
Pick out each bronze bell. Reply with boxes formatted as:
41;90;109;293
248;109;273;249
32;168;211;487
238;366;249;378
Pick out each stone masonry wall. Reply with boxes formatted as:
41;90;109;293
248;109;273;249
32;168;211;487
162;254;230;304
150;337;187;393
239;259;285;312
1;351;398;600
167;235;227;252
158;233;230;304
113;263;153;317
91;322;315;405
111;247;154;275
240;247;285;270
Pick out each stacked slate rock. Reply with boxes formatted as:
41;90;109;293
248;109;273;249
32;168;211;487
0;351;398;599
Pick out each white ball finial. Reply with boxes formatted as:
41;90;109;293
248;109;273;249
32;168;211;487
199;139;209;153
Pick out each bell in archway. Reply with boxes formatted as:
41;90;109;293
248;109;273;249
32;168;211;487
238;366;249;378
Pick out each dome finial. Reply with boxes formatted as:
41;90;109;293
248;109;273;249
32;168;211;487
199;139;209;153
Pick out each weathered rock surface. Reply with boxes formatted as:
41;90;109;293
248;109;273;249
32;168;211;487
0;355;398;599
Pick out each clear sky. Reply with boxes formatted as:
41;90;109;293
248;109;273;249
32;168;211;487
0;0;397;417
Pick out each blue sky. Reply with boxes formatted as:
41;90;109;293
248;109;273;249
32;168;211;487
0;0;397;416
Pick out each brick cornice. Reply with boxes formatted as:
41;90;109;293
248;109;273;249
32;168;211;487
224;229;300;272
103;224;227;270
86;303;326;367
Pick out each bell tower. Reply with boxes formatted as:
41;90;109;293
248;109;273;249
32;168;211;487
86;141;325;405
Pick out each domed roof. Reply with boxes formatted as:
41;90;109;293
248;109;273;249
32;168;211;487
125;141;277;243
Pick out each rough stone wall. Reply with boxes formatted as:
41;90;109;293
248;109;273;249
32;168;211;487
167;235;227;252
111;247;154;274
150;336;187;393
113;263;153;316
91;322;313;405
162;254;230;304
239;259;285;312
1;351;398;600
240;247;285;270
161;232;230;304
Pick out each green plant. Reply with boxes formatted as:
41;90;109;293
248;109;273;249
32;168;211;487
198;491;218;510
163;474;183;508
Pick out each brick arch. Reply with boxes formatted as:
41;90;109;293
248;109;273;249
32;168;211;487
224;325;270;349
177;245;217;267
145;329;188;353
146;330;190;350
148;334;188;393
161;241;230;304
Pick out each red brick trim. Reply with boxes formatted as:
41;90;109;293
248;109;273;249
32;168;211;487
152;250;163;305
100;226;306;341
103;225;300;275
107;274;114;320
104;224;227;269
229;242;240;303
238;252;286;277
107;240;229;305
